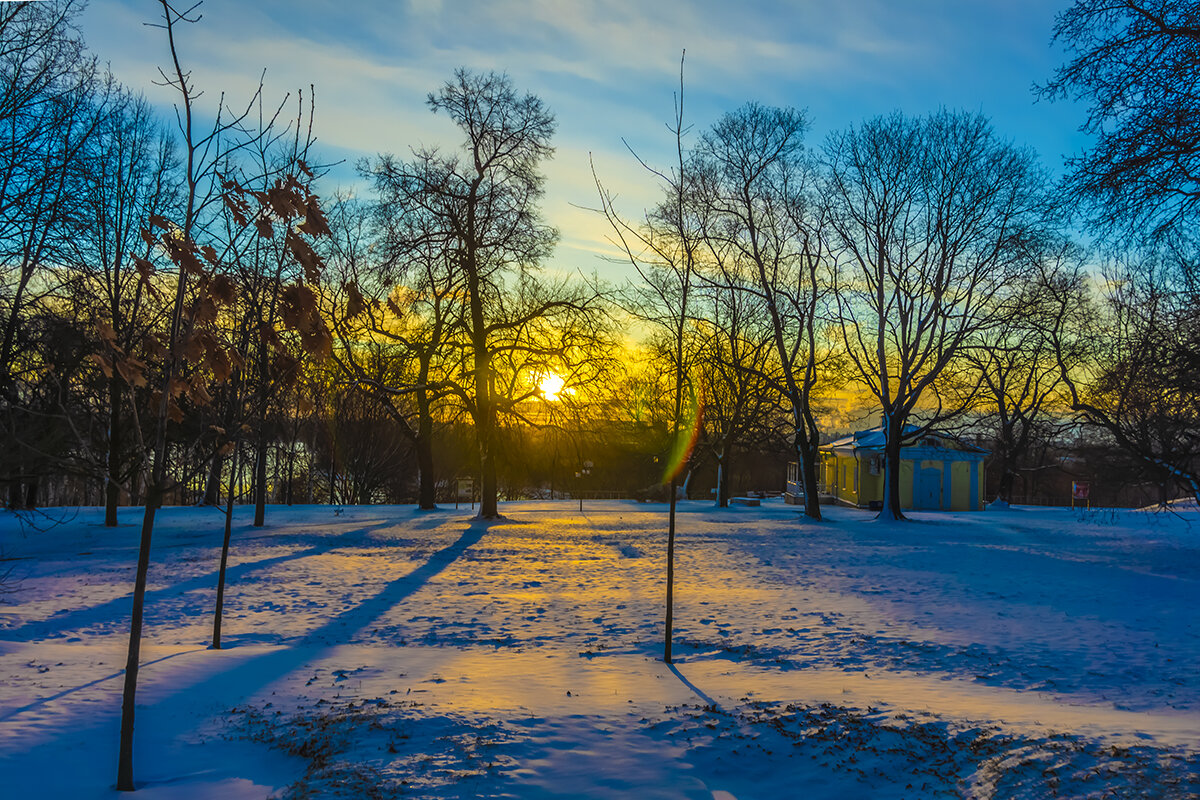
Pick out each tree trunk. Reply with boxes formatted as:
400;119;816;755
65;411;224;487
416;389;437;510
129;466;141;508
881;411;905;520
8;473;21;510
716;455;728;507
476;385;499;517
116;486;160;791
328;450;336;505
252;435;266;527
417;431;436;510
306;449;313;503
284;443;294;506
992;423;1014;504
202;451;222;506
664;475;677;664
792;422;823;521
212;445;240;649
105;376;123;526
997;468;1015;505
799;439;822;519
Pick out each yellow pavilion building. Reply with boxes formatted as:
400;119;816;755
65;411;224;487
795;426;988;511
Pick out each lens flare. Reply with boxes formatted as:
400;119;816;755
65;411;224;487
662;372;704;484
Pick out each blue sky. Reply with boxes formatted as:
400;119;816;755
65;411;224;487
79;0;1090;278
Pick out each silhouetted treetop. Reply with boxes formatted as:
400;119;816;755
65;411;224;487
1042;0;1200;239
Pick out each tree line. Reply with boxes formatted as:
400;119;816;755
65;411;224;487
2;1;1198;536
2;1;1197;534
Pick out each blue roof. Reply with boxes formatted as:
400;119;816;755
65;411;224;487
822;425;988;454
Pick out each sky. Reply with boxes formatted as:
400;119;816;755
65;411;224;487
78;0;1091;280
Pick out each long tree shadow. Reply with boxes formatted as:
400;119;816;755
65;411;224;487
4;545;327;642
0;520;494;782
667;662;720;710
3;519;408;642
0;518;498;795
137;520;491;709
5;521;491;727
0;648;199;723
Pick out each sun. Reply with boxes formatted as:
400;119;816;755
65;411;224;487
537;373;568;401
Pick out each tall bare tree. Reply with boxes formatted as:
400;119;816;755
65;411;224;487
72;87;180;525
112;2;331;789
329;190;464;511
1043;2;1200;501
367;69;565;519
0;0;102;508
692;277;777;508
692;103;830;520
969;245;1088;504
824;110;1052;520
1054;246;1200;502
595;54;702;663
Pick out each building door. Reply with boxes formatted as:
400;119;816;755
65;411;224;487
915;466;941;509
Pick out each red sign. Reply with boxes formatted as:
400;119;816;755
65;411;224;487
1072;481;1090;500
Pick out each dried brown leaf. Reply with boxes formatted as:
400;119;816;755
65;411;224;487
285;231;323;283
209;274;237;305
189;375;213;405
89;353;113;378
345;282;367;319
255;215;275;239
208;349;232;382
298;197;332;238
193;295;218;325
267;185;301;219
143;334;167;359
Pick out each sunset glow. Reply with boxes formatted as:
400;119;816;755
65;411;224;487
537;372;568;401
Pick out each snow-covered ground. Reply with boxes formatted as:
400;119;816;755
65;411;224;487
1;500;1197;798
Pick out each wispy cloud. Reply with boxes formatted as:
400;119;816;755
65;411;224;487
79;0;1088;278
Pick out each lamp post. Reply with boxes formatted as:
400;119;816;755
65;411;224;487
577;460;592;511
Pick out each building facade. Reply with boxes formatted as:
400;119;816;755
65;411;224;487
812;426;988;511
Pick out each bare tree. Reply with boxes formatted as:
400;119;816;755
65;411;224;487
71;87;180;525
692;278;777;507
235;90;324;528
691;103;831;520
327;191;464;510
1041;0;1200;239
824;110;1052;520
1054;246;1200;502
0;0;102;508
366;69;572;519
594;54;701;664
969;245;1088;504
111;2;331;789
1040;2;1200;502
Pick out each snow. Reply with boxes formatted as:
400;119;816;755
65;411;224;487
1;500;1198;798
